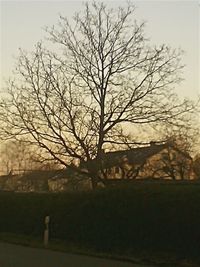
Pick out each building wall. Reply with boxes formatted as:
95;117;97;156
136;148;193;180
99;147;194;180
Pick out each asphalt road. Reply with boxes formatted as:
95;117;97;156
0;242;152;267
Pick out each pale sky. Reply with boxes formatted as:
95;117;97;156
0;0;199;100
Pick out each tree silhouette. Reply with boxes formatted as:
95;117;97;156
0;1;196;188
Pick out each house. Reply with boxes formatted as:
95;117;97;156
48;168;92;192
88;142;195;181
0;168;92;192
0;170;50;192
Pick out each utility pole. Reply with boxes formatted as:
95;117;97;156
44;215;50;247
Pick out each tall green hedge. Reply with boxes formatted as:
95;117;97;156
0;182;200;261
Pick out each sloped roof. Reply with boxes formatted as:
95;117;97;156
84;142;192;170
101;143;167;168
48;167;90;181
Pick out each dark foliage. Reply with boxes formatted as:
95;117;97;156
0;182;200;262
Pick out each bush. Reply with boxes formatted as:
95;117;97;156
0;182;200;262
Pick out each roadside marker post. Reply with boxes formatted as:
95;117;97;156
44;215;50;247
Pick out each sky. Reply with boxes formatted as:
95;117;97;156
0;0;199;100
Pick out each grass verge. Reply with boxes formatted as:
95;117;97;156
1;232;199;267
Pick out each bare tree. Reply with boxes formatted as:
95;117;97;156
151;123;200;180
0;140;31;175
158;107;200;156
193;154;200;179
0;140;56;175
0;1;196;188
159;145;193;180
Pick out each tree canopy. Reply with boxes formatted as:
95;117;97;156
0;1;197;187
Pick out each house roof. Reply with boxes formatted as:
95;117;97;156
101;143;167;168
83;142;192;170
49;168;83;181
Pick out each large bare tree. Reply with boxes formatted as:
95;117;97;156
0;139;58;175
0;2;196;187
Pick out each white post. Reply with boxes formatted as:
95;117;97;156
44;215;50;247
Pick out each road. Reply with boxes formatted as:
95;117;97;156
0;242;152;267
